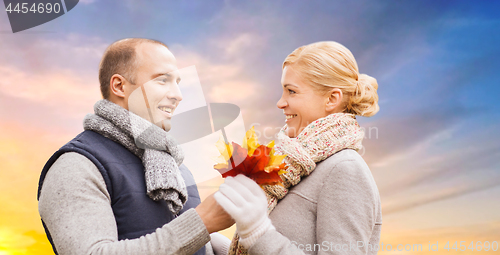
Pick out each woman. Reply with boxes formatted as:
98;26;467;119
214;41;382;255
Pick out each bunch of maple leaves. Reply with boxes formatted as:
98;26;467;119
213;127;287;186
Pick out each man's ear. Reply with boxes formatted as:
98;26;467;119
325;88;343;113
109;74;127;99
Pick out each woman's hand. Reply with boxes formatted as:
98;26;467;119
214;174;275;248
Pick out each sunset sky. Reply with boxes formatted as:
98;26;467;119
0;0;499;254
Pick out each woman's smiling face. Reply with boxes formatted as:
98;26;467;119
277;66;331;138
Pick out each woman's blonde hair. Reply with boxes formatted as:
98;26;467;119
283;41;379;117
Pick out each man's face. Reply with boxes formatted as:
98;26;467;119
124;43;183;131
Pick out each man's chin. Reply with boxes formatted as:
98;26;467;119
155;119;172;132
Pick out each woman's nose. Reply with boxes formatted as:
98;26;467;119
276;95;287;109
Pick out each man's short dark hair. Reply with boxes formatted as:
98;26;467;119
98;38;168;99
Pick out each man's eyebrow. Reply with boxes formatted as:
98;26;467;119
152;73;166;79
153;73;173;78
155;73;182;83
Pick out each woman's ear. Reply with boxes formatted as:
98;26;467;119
325;88;343;113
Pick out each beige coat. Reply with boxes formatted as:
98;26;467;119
249;149;382;255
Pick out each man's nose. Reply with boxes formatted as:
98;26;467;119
169;85;183;102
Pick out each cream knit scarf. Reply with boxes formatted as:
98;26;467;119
83;99;187;215
229;113;364;255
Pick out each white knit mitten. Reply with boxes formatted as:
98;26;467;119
210;232;231;255
214;175;275;249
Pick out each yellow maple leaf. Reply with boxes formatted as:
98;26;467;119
242;126;259;156
214;136;234;168
214;126;288;186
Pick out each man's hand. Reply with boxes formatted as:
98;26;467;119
195;193;235;233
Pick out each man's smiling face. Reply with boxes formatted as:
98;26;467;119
124;43;183;131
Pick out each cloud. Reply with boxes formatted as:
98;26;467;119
79;0;97;4
171;36;262;105
0;34;106;133
0;65;98;105
365;113;500;215
0;229;53;254
0;33;106;73
0;65;101;133
223;33;266;58
383;179;500;216
380;221;500;251
360;106;471;166
0;122;75;255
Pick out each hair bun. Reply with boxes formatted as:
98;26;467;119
348;73;379;117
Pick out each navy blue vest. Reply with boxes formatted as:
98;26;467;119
37;130;206;255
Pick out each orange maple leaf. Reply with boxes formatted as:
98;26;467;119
214;127;287;186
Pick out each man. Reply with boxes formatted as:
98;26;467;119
37;38;233;255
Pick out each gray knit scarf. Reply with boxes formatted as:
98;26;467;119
83;99;187;214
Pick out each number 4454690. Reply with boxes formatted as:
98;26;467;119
5;2;62;14
443;241;498;251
